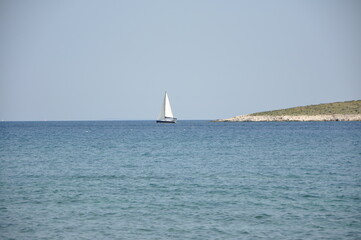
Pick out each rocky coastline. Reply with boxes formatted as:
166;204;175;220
214;114;361;122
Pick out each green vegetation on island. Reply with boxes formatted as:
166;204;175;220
250;100;361;116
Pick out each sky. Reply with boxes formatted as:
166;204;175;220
1;0;360;121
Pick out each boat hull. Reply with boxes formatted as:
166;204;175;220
156;118;177;123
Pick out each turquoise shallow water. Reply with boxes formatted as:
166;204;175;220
0;121;360;239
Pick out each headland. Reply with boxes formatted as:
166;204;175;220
215;100;361;122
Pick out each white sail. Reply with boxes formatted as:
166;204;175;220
164;92;174;118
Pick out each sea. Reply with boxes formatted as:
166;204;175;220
0;120;360;240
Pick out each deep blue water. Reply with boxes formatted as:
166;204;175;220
0;121;360;239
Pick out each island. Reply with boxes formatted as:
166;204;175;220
214;100;361;122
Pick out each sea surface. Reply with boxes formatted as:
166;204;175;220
0;121;360;239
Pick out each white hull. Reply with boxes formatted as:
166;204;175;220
156;118;177;123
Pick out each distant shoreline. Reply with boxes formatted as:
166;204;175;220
215;100;361;122
214;114;361;122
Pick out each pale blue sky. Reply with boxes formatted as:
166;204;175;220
1;0;360;120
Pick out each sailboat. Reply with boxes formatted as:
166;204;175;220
157;91;177;123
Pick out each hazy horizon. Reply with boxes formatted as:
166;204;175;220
1;0;360;121
1;99;360;122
